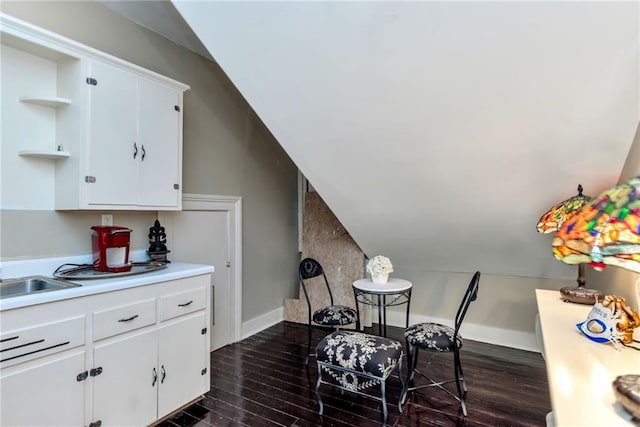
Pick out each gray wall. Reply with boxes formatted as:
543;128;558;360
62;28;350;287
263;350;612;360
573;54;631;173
0;1;301;322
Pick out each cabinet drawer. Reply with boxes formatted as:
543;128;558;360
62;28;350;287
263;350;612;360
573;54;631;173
93;299;156;341
160;287;206;321
0;316;85;368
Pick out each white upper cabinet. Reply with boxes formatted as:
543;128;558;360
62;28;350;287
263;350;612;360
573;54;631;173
85;60;139;207
138;78;183;208
77;61;183;209
0;13;189;211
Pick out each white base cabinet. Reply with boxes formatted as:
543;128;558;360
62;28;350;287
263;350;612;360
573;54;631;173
0;274;211;427
0;351;86;426
93;329;158;426
158;312;208;416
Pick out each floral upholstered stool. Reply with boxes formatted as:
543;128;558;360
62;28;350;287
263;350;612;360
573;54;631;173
315;330;404;425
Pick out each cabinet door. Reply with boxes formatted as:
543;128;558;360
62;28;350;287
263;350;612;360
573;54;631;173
93;329;157;427
86;60;138;206
138;78;182;208
157;312;208;418
0;351;85;426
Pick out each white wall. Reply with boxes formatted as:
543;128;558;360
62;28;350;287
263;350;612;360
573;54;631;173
174;0;639;280
173;1;640;349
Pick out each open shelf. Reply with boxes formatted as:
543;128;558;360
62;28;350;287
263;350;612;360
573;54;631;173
18;150;70;160
19;96;71;108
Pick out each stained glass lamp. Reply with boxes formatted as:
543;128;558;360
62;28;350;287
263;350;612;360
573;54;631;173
537;184;604;304
552;176;640;273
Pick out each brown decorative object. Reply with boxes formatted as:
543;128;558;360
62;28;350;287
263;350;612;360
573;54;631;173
601;295;640;345
612;375;640;419
559;263;604;304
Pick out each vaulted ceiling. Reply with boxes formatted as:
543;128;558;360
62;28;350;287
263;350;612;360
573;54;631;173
104;1;639;280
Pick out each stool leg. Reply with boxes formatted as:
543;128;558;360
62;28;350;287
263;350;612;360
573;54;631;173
315;363;324;415
380;379;388;426
397;356;405;413
402;342;416;404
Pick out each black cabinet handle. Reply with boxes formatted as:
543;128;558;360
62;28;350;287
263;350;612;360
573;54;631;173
133;142;138;159
152;367;157;387
161;365;166;384
178;300;193;307
141;144;146;161
1;341;69;363
118;314;139;322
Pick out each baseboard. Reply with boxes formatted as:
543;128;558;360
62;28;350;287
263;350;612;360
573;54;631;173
242;306;284;340
241;305;541;353
383;310;540;353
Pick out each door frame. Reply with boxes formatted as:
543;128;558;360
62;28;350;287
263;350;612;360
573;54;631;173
159;193;242;344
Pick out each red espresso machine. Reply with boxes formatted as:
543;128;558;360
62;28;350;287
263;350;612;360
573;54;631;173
91;226;133;272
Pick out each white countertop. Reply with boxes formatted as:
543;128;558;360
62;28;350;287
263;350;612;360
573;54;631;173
536;289;638;426
0;252;214;311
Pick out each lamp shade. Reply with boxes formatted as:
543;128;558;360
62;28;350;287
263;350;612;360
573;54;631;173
537;184;591;234
552;175;640;273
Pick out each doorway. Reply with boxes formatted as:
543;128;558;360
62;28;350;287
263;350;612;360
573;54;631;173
159;194;242;350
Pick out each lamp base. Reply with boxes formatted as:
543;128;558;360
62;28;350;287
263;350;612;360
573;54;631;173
559;286;604;305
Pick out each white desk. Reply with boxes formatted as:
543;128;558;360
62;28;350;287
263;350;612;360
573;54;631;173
353;278;412;337
535;289;638;426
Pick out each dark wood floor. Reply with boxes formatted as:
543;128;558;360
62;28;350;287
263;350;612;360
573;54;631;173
159;321;551;426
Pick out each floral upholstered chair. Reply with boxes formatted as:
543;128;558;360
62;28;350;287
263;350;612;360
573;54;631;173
298;258;359;363
402;271;480;416
315;330;404;425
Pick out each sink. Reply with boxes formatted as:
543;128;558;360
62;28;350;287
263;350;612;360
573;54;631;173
0;275;81;299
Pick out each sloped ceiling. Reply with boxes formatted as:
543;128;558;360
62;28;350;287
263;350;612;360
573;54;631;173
108;1;640;279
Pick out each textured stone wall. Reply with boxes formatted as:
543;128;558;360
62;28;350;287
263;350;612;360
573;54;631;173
284;191;364;326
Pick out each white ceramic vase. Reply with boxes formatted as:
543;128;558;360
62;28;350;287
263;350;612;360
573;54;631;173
371;273;389;284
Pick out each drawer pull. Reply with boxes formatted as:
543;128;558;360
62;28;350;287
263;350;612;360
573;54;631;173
0;335;19;343
118;314;139;323
1;341;70;363
178;300;193;307
1;339;45;353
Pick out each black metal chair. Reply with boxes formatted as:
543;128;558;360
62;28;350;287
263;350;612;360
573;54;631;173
298;258;359;363
401;271;480;416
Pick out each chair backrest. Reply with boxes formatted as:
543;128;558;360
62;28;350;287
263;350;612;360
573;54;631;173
298;258;335;312
454;271;480;337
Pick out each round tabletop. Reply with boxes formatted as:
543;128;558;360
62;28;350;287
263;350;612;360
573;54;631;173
353;277;412;294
